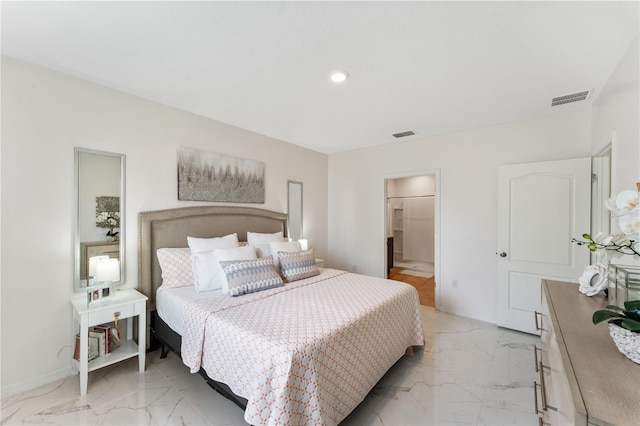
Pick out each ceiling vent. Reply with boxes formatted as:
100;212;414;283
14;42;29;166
392;130;416;138
551;90;591;107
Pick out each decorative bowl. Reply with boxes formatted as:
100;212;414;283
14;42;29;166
608;323;640;364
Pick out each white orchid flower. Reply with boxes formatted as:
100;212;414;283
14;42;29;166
604;195;618;214
574;184;640;259
607;249;624;259
616;190;639;210
610;232;630;245
600;234;613;245
605;190;640;217
618;207;640;236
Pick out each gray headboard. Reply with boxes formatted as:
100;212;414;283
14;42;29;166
138;206;288;311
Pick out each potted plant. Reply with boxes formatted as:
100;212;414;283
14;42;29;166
593;300;640;364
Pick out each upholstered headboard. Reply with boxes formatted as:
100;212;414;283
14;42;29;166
138;206;288;311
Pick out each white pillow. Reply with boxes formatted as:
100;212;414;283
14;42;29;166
269;241;301;269
190;251;222;292
190;245;257;293
187;233;239;253
247;231;284;258
213;245;258;293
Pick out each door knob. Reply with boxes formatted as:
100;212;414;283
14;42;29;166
499;252;507;257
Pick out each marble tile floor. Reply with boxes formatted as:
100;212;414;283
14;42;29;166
1;306;540;425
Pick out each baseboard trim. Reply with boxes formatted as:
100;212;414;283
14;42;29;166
1;366;74;400
438;305;496;325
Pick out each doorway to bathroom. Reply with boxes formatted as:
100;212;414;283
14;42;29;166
385;173;438;307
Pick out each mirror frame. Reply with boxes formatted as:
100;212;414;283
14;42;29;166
287;180;303;242
73;147;126;293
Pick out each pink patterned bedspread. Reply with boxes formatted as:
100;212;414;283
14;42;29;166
181;268;424;426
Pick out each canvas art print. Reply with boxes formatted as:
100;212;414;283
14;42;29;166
178;146;265;203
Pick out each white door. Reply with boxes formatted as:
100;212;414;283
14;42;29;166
497;158;591;334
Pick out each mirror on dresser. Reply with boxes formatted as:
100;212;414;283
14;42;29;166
73;148;125;293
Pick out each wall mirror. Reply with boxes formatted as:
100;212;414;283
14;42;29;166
287;180;303;242
74;148;125;293
591;143;612;264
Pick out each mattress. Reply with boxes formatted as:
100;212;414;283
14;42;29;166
156;285;223;336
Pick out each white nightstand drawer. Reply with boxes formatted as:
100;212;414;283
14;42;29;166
87;303;135;326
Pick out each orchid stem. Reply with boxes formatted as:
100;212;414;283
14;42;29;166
572;237;640;257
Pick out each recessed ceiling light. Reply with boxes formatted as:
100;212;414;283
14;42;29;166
330;70;350;83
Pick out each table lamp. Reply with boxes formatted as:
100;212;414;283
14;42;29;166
94;258;120;285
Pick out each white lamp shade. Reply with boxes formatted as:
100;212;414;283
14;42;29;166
298;239;308;251
89;255;110;277
95;259;120;283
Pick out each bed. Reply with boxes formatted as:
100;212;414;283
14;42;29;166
138;206;424;425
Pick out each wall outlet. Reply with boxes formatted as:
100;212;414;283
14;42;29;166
451;279;458;288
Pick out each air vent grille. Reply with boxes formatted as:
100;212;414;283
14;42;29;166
551;90;590;106
392;130;416;138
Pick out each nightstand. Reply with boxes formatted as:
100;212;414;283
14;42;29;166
70;288;147;395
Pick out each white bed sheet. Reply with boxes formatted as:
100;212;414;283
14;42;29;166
156;285;223;336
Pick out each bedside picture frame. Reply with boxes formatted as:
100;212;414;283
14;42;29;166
86;283;113;306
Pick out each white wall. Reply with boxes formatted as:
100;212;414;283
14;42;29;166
328;111;592;322
0;56;328;397
591;35;639;195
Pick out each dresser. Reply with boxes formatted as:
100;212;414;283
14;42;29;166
80;240;119;278
535;280;640;425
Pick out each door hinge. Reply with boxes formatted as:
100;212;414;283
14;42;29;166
591;173;598;183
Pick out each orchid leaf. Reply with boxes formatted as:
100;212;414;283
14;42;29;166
604;305;627;314
593;300;640;332
620;318;640;332
623;300;640;314
593;310;625;324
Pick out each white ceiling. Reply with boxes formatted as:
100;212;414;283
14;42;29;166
2;1;639;154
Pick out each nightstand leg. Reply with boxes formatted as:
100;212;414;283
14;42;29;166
138;308;146;372
126;315;133;340
80;315;88;395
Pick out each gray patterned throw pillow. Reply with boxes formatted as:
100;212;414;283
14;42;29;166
220;256;284;296
277;249;320;282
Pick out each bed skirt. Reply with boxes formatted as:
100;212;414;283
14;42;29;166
150;310;249;410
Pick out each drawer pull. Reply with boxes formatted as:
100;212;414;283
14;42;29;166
113;312;121;340
539;362;558;412
534;381;541;414
534;311;546;332
534;346;549;373
534;381;553;419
